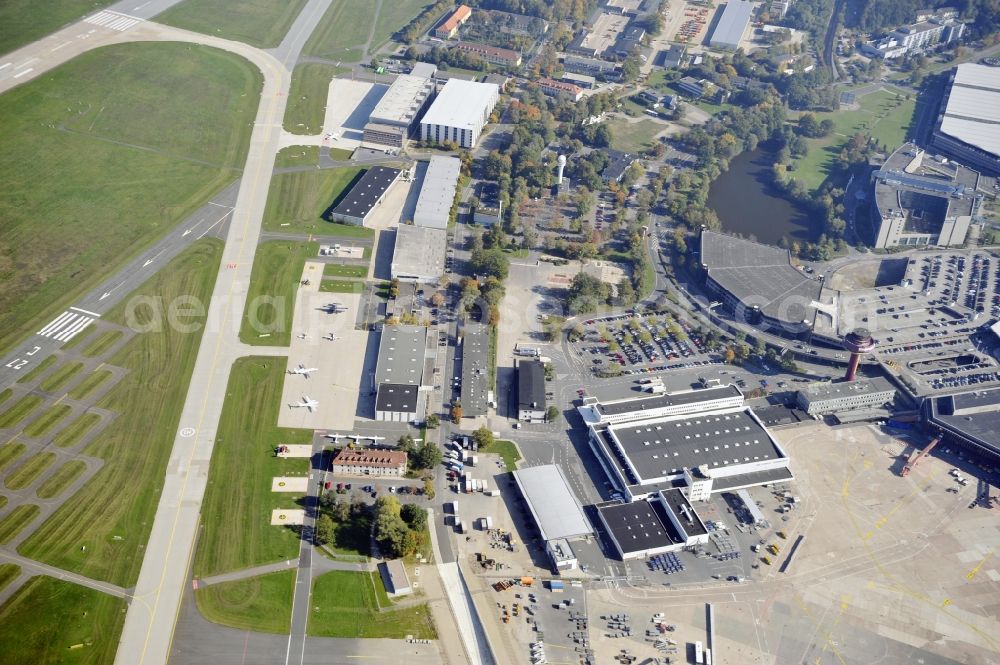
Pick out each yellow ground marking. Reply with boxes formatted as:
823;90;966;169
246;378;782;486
967;547;995;581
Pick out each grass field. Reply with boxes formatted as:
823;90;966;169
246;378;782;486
15;356;56;384
320;280;366;294
0;389;10;405
0;564;18;593
193;357;311;577
0;505;39;545
22;404;72;439
0;443;26;472
0;496;6;511
275;146;321;169
789;89;916;192
285;63;346;135
608;119;664;153
53;413;102;448
262;168;374;237
308;570;436;639
303;0;376;61
371;0;434;50
0;0;115;56
0;395;43;429
479;440;521;471
158;0;307;48
69;370;113;400
239;241;319;346
39;362;83;393
5;453;56;490
323;263;369;279
36;461;88;500
0;43;260;355
82;331;124;359
195;570;295;633
0;576;126;665
18;240;222;587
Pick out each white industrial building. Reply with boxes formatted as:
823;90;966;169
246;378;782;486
932;63;1000;174
420;79;498;148
512;464;594;571
413;155;462;229
391;225;447;283
708;0;754;50
373;325;428;422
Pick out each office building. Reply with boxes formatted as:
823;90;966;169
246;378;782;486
796;378;897;417
453;41;522;68
537;77;584;101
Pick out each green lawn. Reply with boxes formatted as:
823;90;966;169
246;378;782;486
303;0;377;61
81;331;124;359
69;370;113;400
0;388;10;405
789;89;916;192
262;168;373;237
53;413;102;449
308;570;437;639
0;564;18;594
36;461;88;500
18;240;222;587
0;576;126;665
15;356;56;384
371;0;434;50
195;570;295;634
323;263;369;279
193;357;311;577
0;0;115;56
0;395;43;429
0;443;26;472
0;43;260;355
285;63;346;135
0;505;39;545
320;280;366;294
479;439;521;472
157;0;307;48
240;241;319;346
39;362;83;393
608;119;664;153
275;146;321;169
22;404;72;439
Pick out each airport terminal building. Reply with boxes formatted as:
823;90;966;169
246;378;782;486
924;387;1000;465
579;386;792;501
932;63;1000;175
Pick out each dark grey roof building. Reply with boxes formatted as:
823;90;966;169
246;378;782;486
517;359;547;421
329;167;401;226
460;324;490;417
925;388;1000;464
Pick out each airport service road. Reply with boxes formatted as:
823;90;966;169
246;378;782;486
0;181;239;390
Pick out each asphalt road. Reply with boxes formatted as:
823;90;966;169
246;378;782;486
0;181;239;389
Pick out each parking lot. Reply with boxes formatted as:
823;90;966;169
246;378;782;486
572;311;722;377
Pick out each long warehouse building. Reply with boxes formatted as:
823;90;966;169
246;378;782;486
420;79;498;149
708;0;754;50
413;155;462;229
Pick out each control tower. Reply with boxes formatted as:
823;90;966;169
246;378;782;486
842;328;876;381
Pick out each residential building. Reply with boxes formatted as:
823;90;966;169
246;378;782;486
562;54;620;78
420;79;499;148
331;448;407;477
862;12;965;59
453;41;522;68
562;71;596;88
435;4;472;39
537;77;584;101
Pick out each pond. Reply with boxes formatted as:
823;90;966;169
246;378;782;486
707;147;818;246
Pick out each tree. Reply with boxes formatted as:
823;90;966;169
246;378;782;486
423;477;436;500
430;292;445;307
450;403;462;423
398;434;416;454
469;248;510;280
472;426;495;450
546;405;560;422
401;504;428;532
426;413;440;428
414;440;442;469
723;346;737;364
315;515;335;546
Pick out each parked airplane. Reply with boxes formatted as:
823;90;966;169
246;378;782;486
323;332;340;341
289;396;319;412
320;303;349;314
348;434;386;443
325;433;347;443
288;364;318;378
297;332;309;339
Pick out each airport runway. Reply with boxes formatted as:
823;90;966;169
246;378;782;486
0;181;239;389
